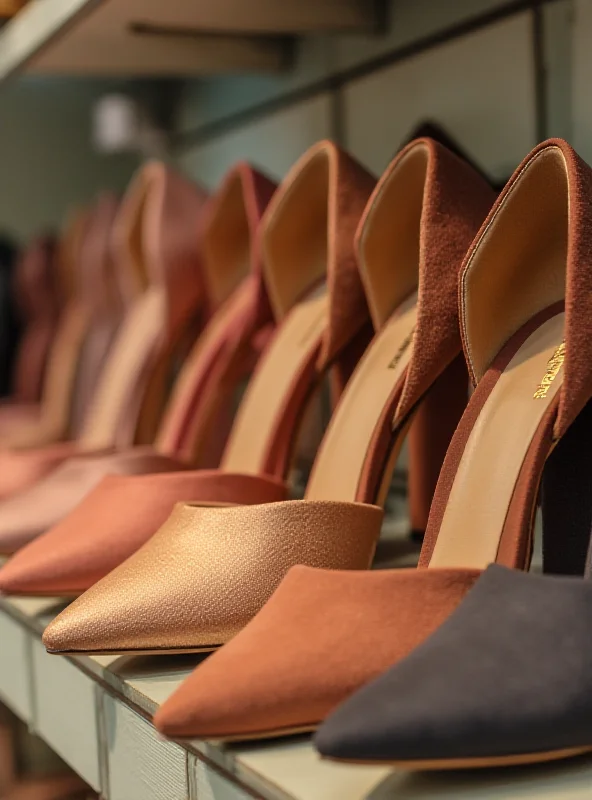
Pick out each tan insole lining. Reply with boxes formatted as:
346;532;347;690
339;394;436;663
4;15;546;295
221;285;329;475
154;284;253;454
80;289;166;449
305;292;418;502
430;312;565;569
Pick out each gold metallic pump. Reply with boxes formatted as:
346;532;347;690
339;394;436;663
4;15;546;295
41;137;493;658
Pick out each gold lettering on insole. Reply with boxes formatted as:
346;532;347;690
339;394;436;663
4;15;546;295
534;341;565;399
388;326;415;369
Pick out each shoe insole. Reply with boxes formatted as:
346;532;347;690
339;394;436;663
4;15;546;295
79;288;166;449
305;291;418;502
429;312;565;569
154;283;253;457
221;284;329;475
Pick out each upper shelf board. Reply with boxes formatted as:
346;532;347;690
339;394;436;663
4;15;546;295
0;0;378;78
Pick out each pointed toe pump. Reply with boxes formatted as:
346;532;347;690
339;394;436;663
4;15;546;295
316;152;592;772
43;139;492;670
1;144;375;596
0;163;276;565
153;138;584;744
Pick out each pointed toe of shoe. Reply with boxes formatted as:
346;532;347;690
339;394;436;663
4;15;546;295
154;630;320;740
153;675;252;740
318;566;592;766
42;579;135;654
39;499;384;657
42;610;85;654
314;667;446;763
0;552;55;596
155;565;481;742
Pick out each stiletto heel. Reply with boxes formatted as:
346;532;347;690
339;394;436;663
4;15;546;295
541;396;592;576
407;351;468;538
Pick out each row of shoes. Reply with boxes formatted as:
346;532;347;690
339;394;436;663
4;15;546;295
0;136;590;771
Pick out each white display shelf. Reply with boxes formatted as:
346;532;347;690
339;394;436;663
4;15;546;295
0;0;377;79
1;587;592;799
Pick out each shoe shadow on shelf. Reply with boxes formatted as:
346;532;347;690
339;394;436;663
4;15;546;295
108;653;209;681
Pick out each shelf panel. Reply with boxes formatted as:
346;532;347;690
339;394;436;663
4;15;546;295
0;610;33;722
31;637;101;792
0;0;377;79
2;594;592;800
103;695;188;800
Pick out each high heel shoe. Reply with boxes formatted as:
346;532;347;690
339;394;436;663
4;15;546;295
40;138;492;665
0;163;209;498
314;400;592;771
314;147;592;772
0;144;376;595
151;138;581;744
0;162;275;563
180;135;582;747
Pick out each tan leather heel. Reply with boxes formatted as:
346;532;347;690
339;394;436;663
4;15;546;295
40;139;493;668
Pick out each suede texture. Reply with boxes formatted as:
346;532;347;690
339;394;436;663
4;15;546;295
260;141;376;370
154;564;480;738
458;139;592;439
156;140;589;743
0;449;183;558
388;139;495;424
147;139;498;738
316;565;592;764
353;137;493;505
